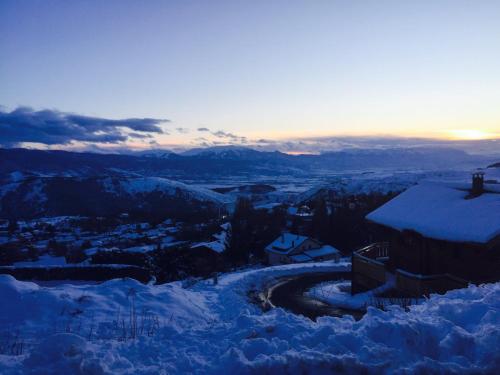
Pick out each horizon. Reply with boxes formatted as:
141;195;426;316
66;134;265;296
2;136;499;157
1;0;500;152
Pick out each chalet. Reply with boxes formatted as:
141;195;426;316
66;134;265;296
187;223;230;276
265;233;341;265
352;173;500;296
190;241;225;254
188;243;223;275
286;205;313;218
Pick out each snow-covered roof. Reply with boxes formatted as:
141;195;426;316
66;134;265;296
121;245;157;253
265;233;310;254
290;254;313;262
304;245;340;258
366;183;500;244
191;241;225;254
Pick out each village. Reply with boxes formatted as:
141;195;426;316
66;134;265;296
0;172;498;299
0;185;389;281
1;170;499;374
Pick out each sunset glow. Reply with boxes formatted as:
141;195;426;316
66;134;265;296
1;1;500;150
447;129;496;140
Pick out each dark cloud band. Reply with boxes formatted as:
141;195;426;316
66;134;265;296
0;107;169;146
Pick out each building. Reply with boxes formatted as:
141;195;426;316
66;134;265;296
265;232;341;265
190;222;230;255
352;174;500;296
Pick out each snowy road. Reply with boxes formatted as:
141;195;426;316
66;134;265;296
265;272;364;320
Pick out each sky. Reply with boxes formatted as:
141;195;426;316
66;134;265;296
1;0;500;153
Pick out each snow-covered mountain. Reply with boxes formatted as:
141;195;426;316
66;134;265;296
181;145;257;157
0;147;497;219
0;176;231;219
0;147;495;180
132;149;176;159
180;146;290;163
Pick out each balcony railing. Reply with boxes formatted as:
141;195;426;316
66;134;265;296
353;242;389;264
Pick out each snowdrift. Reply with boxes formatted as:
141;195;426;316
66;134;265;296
0;261;498;374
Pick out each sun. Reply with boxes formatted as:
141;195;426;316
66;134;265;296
447;129;493;140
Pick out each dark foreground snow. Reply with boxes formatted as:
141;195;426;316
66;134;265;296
0;261;498;374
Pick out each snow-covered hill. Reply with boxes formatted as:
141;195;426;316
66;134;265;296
180;145;261;158
104;176;231;205
132;149;176;159
0;261;498;373
0;176;231;219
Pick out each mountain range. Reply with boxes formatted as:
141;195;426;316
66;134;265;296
1;146;495;181
1;146;497;219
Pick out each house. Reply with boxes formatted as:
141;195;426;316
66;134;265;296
190;241;225;254
189;222;230;255
265;232;341;265
286;205;313;218
187;241;225;277
352;174;500;296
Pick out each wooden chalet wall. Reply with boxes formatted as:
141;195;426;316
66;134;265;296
387;229;500;283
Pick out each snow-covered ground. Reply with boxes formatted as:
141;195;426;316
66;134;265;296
0;261;499;374
307;274;397;310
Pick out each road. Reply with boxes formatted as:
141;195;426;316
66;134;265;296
264;272;365;320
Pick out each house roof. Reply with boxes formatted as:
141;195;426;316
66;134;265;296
304;245;340;258
290;254;313;262
265;233;310;254
191;241;225;253
366;182;500;244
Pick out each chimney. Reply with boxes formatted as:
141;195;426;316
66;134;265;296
471;171;485;197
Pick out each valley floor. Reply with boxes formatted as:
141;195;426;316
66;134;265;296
0;261;499;374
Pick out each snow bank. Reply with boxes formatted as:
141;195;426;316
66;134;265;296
0;263;499;374
0;274;210;338
308;274;396;310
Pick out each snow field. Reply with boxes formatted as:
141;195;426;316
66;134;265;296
0;260;498;374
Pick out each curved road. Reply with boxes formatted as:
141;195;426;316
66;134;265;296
263;272;365;320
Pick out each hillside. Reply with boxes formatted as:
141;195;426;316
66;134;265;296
0;176;230;220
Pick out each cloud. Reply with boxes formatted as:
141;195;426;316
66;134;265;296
176;127;189;134
127;132;154;139
191;127;249;148
255;138;275;144
211;130;247;143
246;136;500;155
0;106;169;147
